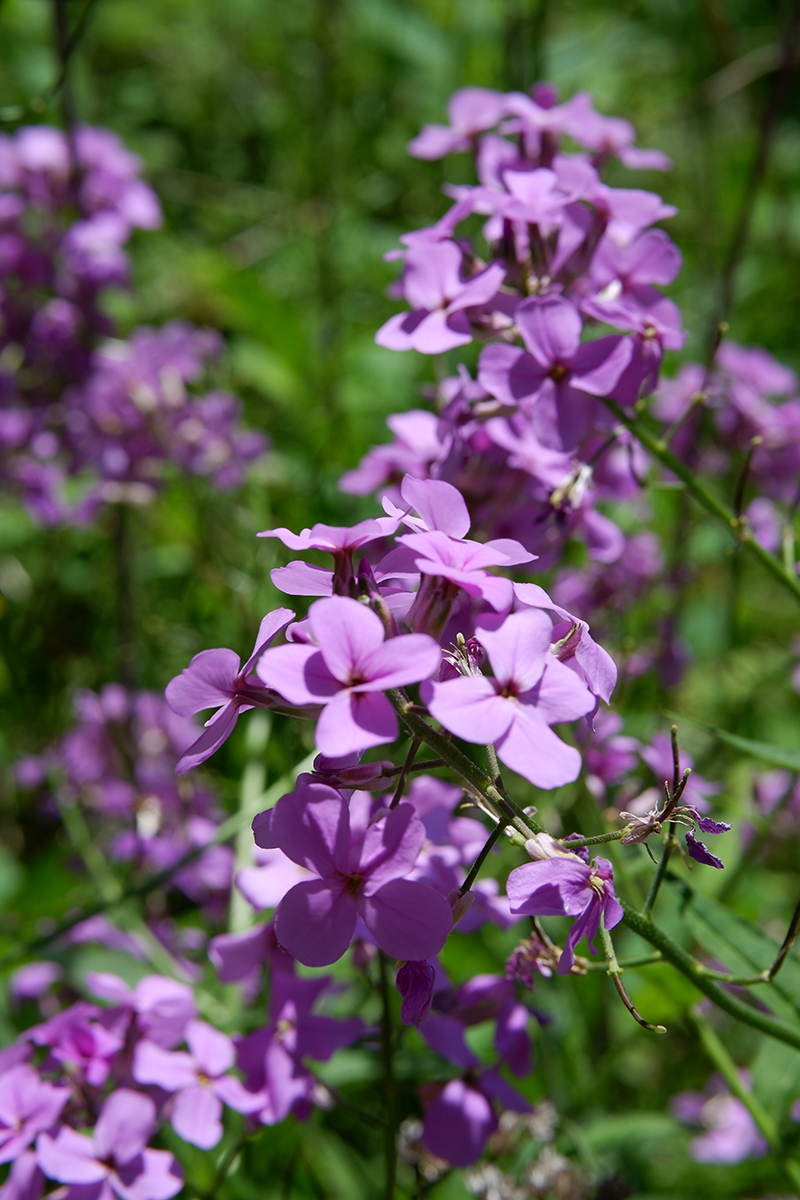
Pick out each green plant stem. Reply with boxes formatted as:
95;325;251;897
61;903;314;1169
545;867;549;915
621;902;800;1050
600;916;666;1033
558;830;624;850
690;1010;800;1191
390;737;421;808
377;951;397;1200
598;396;800;607
642;821;677;918
584;953;664;971
769;889;800;982
0;753;315;972
385;689;541;840
460;819;507;896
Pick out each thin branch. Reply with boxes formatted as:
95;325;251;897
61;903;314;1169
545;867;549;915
768;890;800;981
377;952;397;1200
460;819;507;896
390;737;421;808
599;916;666;1033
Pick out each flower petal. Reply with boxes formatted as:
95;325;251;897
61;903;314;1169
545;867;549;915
166;649;240;717
314;689;398;756
359;878;452;960
427;677;513;744
170;1087;222;1150
274;879;357;967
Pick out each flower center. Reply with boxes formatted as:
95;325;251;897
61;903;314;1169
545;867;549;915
345;873;363;897
549;363;568;381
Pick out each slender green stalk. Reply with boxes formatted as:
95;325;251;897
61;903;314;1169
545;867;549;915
377;952;397;1200
598;396;800;607
600;915;666;1033
642;821;677;919
691;1011;800;1191
460;819;507;896
584;952;663;971
390;737;421;808
769;889;800;982
621;902;800;1050
557;830;624;850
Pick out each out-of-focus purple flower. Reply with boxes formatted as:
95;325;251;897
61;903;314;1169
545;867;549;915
671;1079;767;1164
35;1089;183;1199
640;733;721;813
408;88;506;159
377;242;506;354
133;1019;262;1148
0;1150;43;1200
397;960;436;1028
0;1065;69;1163
507;854;622;974
253;781;453;966
9;963;62;1003
84;972;196;1048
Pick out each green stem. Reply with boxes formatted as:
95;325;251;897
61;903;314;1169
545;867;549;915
642;820;677;919
600;915;666;1033
390;737;421;808
460;819;507;896
385;689;541;840
584;953;663;971
621;902;800;1050
769;889;800;982
377;952;397;1200
598;396;800;607
691;1011;800;1191
558;830;624;850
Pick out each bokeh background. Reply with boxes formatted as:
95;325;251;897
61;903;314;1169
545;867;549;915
2;1;800;1196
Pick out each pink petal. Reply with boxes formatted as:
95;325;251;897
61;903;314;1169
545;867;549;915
118;1147;183;1200
241;608;296;674
506;859;589;916
36;1129;107;1184
422;1079;494;1168
270;561;334;596
166;648;240;716
447;261;506;312
447;87;505;132
475;609;552;691
404;242;463;311
478;343;548;406
408;124;467;159
255;643;338;704
375;309;426;351
208;925;271;982
185;1019;234;1078
314;689;398;756
212;1074;264;1114
570;334;633;395
274;879;357;967
309;596;385;684
269;782;351;876
358;633;441;691
358;802;426;892
427;677;513;744
93;1090;155;1165
133;1042;197;1093
529;658;595;724
515;295;582;367
174;701;239;775
359;879;452;960
400;476;471;539
410;308;473;354
495;706;583;788
170;1086;222;1150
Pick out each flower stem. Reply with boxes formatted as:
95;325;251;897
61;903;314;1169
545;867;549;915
557;830;624;850
621;901;800;1050
460;819;508;896
390;737;421;808
599;916;666;1033
768;889;800;982
690;1009;800;1192
377;951;397;1200
642;820;677;919
598;396;800;607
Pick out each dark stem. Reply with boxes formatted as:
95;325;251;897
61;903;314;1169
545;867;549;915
768;889;800;981
711;0;800;345
460;819;508;896
390;738;421;808
733;436;763;518
377;952;397;1200
642;821;677;919
49;0;98;101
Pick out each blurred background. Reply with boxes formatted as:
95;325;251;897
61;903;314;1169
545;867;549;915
2;1;800;1196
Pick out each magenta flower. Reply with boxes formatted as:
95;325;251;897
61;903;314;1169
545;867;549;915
256;596;441;756
0;1064;69;1164
408;87;506;159
84;972;196;1048
506;855;623;974
671;1079;767;1164
396;960;436;1028
36;1089;182;1200
477;294;632;449
133;1018;262;1149
166;608;295;773
426;609;595;788
376;242;505;354
254;781;453;966
396;528;534;618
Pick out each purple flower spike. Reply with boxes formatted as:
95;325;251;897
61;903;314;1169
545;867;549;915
166;608;295;773
134;1018;262;1149
256;596;441;756
506;855;623;974
376;242;506;354
36;1089;182;1200
259;781;453;966
396;960;436;1028
426;609;595;788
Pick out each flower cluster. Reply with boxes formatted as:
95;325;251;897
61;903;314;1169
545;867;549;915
342;84;683;577
0;124;266;522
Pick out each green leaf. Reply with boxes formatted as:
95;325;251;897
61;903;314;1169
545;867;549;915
668;711;800;771
671;878;800;1026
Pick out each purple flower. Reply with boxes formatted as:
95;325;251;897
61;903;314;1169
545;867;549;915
426;609;596;788
0;1065;69;1163
376;242;505;354
254;781;453;966
671;1081;767;1164
408;88;506;159
256;596;441;756
477;295;633;449
506;855;623;973
133;1019;262;1149
166;608;295;772
35;1089;182;1200
0;1151;43;1200
84;973;196;1048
